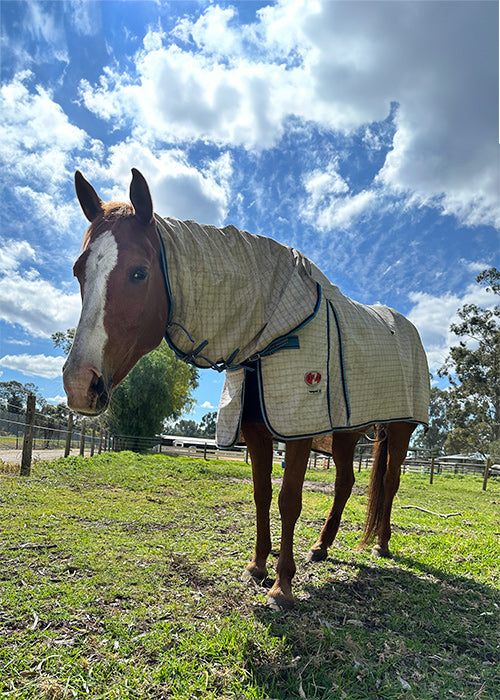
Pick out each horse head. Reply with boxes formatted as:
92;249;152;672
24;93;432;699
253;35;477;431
63;169;168;415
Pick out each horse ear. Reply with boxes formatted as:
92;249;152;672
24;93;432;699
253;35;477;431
130;168;153;226
74;171;104;222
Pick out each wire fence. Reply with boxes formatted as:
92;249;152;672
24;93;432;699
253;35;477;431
0;409;102;453
0;395;494;489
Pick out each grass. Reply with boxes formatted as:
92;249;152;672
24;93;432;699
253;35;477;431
0;453;499;699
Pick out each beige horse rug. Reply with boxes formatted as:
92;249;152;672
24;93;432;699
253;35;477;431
155;215;430;447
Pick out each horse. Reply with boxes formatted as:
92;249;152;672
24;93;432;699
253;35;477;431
63;168;430;610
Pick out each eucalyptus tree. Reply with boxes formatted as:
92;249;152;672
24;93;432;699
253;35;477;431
438;267;500;457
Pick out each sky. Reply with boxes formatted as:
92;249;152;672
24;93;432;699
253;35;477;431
0;0;499;425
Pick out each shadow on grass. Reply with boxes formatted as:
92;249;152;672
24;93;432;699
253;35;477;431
248;553;499;699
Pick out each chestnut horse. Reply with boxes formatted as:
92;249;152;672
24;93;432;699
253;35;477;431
64;169;426;610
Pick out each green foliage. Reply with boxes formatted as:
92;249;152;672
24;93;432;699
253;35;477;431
412;384;451;454
0;453;498;699
0;380;44;412
109;341;198;440
438;267;500;455
199;411;217;438
51;328;75;356
170;411;217;438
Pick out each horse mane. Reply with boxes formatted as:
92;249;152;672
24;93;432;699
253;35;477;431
81;202;134;252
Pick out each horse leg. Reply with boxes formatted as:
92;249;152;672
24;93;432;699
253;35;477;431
267;437;312;610
307;430;361;562
241;422;274;583
362;422;415;558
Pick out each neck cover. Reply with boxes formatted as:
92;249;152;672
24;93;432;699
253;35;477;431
156;214;320;371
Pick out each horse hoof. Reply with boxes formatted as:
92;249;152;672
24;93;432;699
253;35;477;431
242;566;268;584
306;547;328;563
372;546;392;559
266;594;295;612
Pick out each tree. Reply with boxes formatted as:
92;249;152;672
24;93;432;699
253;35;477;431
412;383;452;454
438;267;500;457
0;380;44;413
199;411;217;438
168;411;218;438
109;341;198;445
169;419;201;437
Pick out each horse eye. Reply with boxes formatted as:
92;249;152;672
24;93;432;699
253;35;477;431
129;267;148;283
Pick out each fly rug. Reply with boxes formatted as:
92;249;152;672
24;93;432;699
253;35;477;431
155;215;429;445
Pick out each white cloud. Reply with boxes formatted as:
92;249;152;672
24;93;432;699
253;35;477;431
24;1;69;64
172;6;242;57
300;163;377;230
0;235;81;339
0;240;36;274
68;0;102;37
80;41;297;149
0;271;81;338
5;338;31;347
13;186;80;233
47;395;67;405
90;141;232;224
200;401;215;409
0;354;65;380
78;0;498;228
0;72;87;185
0;72;103;246
407;284;495;373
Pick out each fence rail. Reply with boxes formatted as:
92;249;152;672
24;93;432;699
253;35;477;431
0;395;494;489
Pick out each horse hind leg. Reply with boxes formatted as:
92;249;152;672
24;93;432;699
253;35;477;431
361;421;415;558
307;430;360;563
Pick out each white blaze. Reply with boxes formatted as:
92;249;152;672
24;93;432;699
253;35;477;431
69;230;119;371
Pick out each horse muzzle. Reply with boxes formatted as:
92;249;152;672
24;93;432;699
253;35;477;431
63;364;112;415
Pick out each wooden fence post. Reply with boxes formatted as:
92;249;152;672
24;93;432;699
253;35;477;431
482;457;491;491
64;413;74;457
79;421;86;456
20;394;36;476
430;455;435;485
90;427;96;456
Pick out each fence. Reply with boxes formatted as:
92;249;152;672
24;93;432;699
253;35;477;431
0;397;112;475
0;395;494;489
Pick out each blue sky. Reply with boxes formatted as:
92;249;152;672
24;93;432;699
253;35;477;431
0;0;499;424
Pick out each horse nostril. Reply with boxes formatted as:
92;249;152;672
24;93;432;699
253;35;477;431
91;371;105;395
89;370;112;413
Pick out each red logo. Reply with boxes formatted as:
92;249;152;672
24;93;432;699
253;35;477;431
304;371;322;387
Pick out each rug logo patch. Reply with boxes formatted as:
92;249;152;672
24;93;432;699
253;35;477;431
304;371;322;394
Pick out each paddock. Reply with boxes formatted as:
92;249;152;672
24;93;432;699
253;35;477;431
1;452;498;699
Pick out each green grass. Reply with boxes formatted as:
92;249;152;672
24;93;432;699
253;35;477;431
1;453;499;699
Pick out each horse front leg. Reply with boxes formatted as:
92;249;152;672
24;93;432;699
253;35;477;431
307;430;360;562
241;422;274;583
267;437;312;610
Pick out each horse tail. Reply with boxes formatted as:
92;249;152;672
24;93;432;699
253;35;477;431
360;424;388;548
